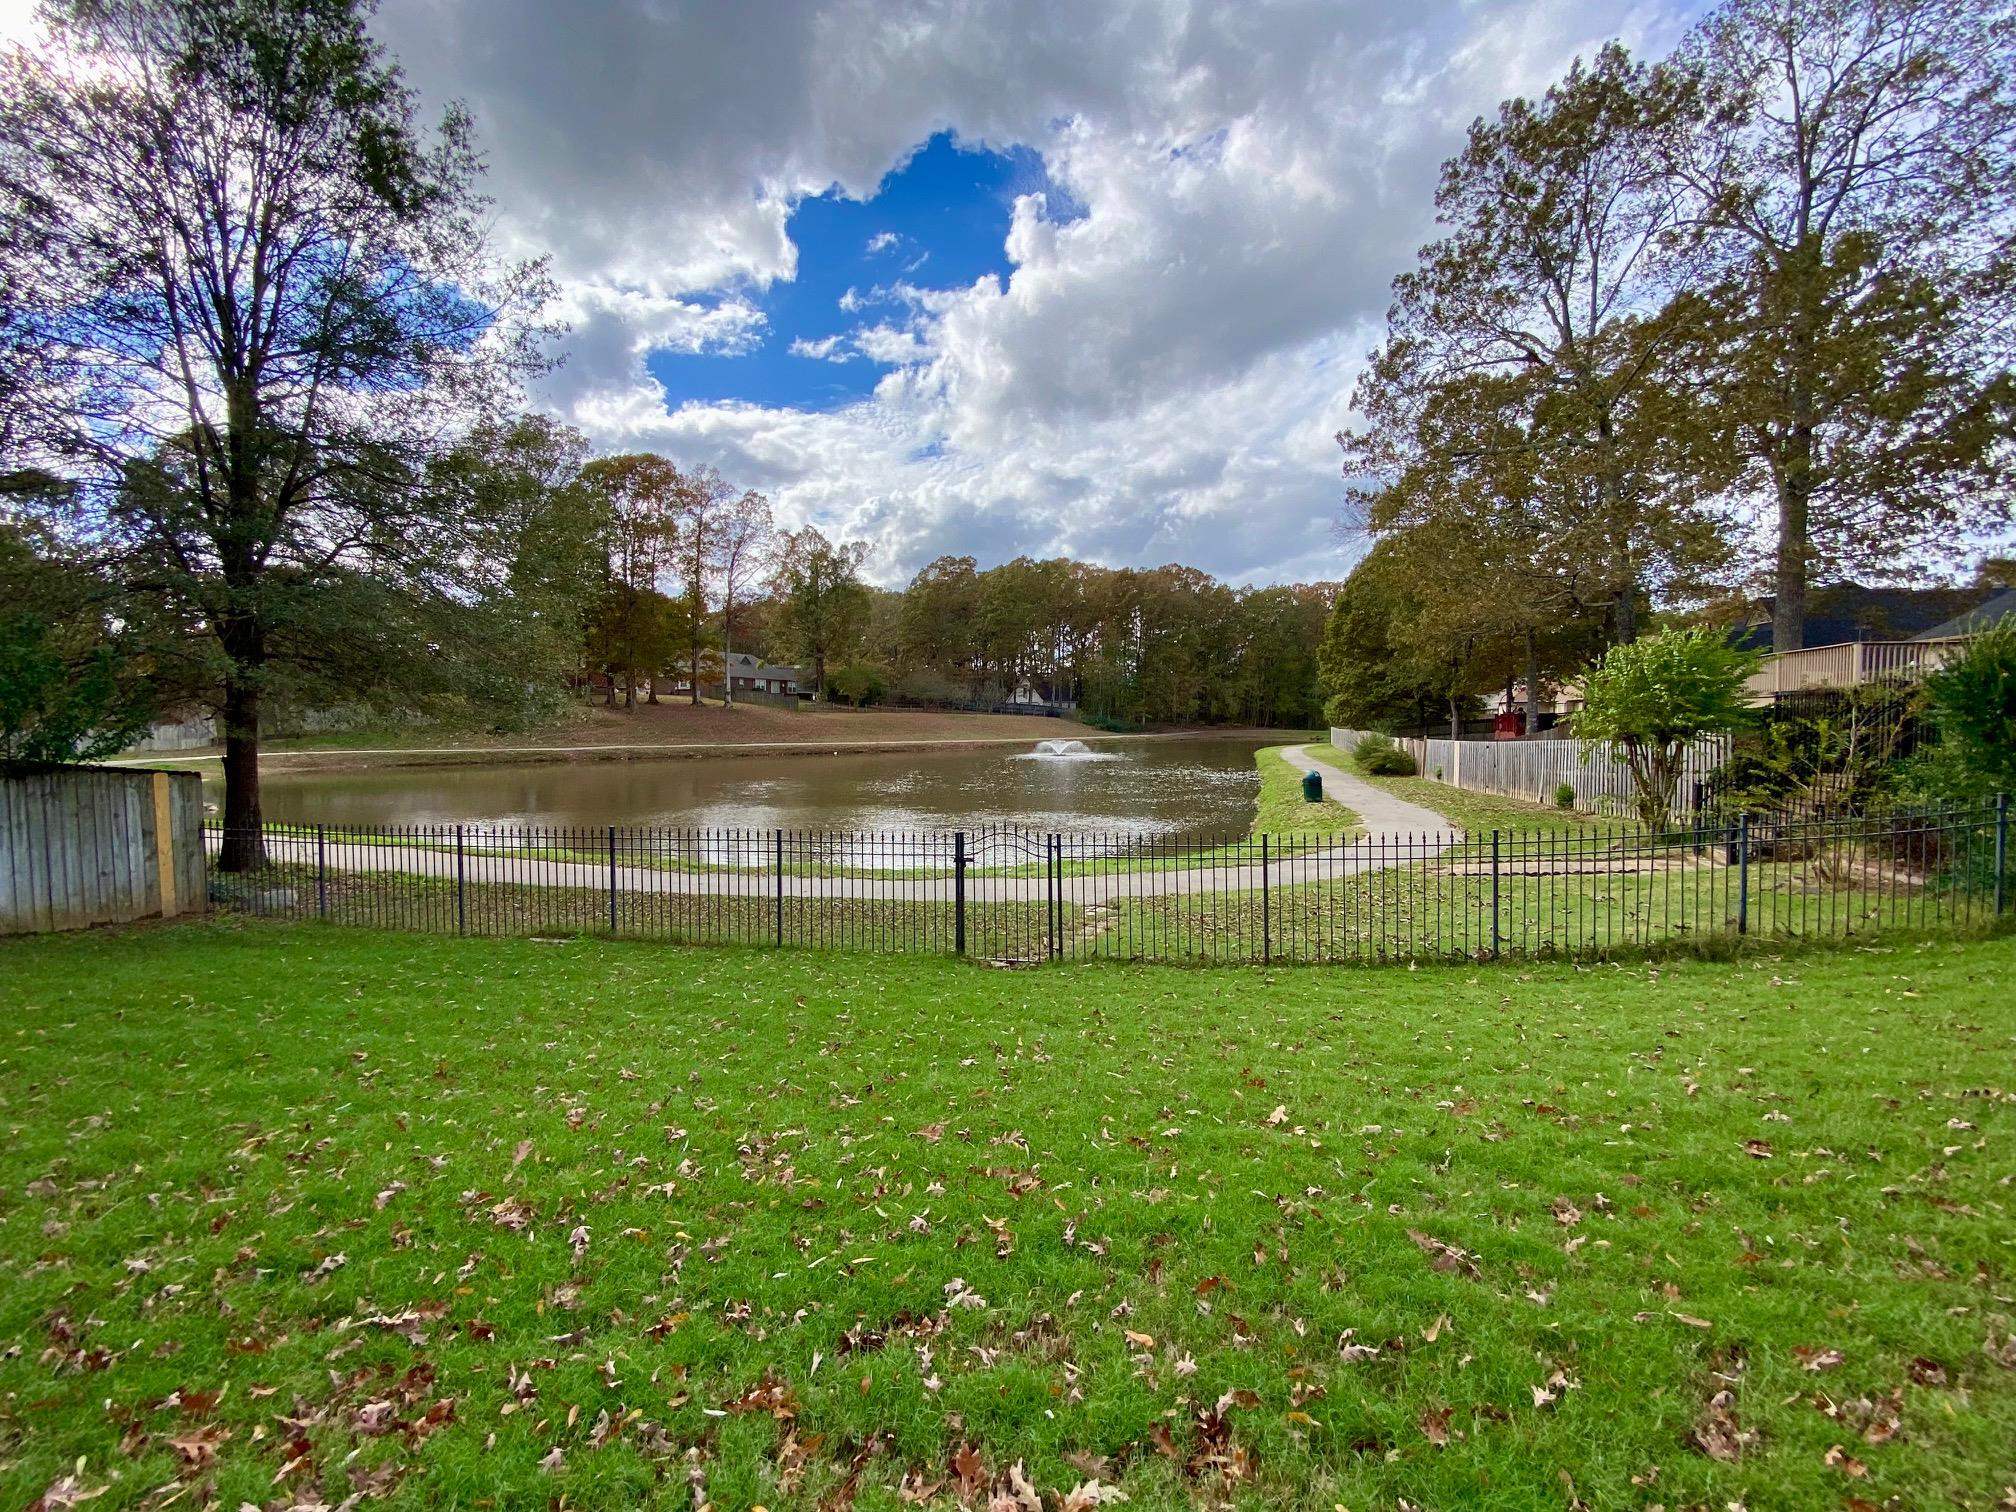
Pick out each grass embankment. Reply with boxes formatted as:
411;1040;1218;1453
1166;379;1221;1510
1299;742;1628;838
2;924;2013;1510
1250;743;1360;840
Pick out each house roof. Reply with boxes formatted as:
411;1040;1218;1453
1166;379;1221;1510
1737;582;2001;650
1915;587;2016;641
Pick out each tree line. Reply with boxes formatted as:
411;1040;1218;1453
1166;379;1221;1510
1327;0;2016;736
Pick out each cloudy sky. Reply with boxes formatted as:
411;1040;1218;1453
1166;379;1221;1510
11;0;1707;587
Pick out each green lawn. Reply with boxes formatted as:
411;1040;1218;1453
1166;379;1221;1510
2;924;2013;1509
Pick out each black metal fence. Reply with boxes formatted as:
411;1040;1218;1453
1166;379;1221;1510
200;796;2012;965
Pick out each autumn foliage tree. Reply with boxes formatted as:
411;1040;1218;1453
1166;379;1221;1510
1661;0;2016;650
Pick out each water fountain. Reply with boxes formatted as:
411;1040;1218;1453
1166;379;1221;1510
1020;738;1116;761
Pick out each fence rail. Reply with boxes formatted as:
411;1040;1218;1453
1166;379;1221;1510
201;797;2011;965
1747;636;1971;696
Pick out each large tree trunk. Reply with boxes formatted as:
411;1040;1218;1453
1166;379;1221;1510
722;608;735;708
1447;694;1461;742
215;655;266;872
1524;628;1542;739
690;615;702;706
1773;423;1814;652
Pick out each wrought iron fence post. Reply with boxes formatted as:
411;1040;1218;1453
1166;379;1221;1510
954;830;967;955
1261;834;1270;963
1737;812;1750;937
607;825;618;936
455;824;466;935
1996;793;2009;917
1490;828;1501;960
315;823;328;920
1047;834;1060;961
774;829;784;947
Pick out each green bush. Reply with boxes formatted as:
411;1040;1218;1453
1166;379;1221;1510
1918;617;2016;798
1574;627;1760;830
1352;732;1417;776
1553;782;1576;810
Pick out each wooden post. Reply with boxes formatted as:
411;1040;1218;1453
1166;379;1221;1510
150;771;179;917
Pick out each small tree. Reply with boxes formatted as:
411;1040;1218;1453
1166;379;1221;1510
1574;627;1760;829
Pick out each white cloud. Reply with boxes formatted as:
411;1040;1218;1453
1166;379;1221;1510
864;230;899;253
788;334;853;362
374;0;1698;586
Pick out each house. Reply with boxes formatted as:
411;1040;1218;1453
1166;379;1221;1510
720;652;801;696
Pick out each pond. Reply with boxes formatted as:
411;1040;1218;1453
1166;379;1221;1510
244;735;1279;839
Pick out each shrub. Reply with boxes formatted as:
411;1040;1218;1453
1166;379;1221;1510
1574;628;1760;830
1352;732;1417;776
1709;681;1925;816
1553;782;1576;810
1919;617;2016;797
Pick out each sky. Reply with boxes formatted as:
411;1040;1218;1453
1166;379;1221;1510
5;0;1706;589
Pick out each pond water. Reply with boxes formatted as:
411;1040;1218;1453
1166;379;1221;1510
246;735;1277;838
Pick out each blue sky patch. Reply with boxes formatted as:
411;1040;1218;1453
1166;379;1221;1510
649;132;1057;412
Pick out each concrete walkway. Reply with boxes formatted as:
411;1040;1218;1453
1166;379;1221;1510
1275;743;1461;841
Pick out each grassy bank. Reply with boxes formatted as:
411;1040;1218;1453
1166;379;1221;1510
1;923;2012;1509
1300;742;1627;838
1251;742;1360;839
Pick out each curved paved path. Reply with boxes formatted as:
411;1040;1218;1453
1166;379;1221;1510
1274;742;1460;844
220;745;1462;905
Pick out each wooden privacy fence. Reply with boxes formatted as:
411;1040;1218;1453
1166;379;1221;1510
1333;727;1730;816
1;766;206;934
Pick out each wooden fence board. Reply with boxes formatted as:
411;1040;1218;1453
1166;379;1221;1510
0;767;205;935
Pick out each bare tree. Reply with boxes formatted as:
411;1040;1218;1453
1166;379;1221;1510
668;466;732;705
716;490;774;707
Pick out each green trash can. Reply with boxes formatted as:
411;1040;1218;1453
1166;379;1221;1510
1302;769;1322;803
